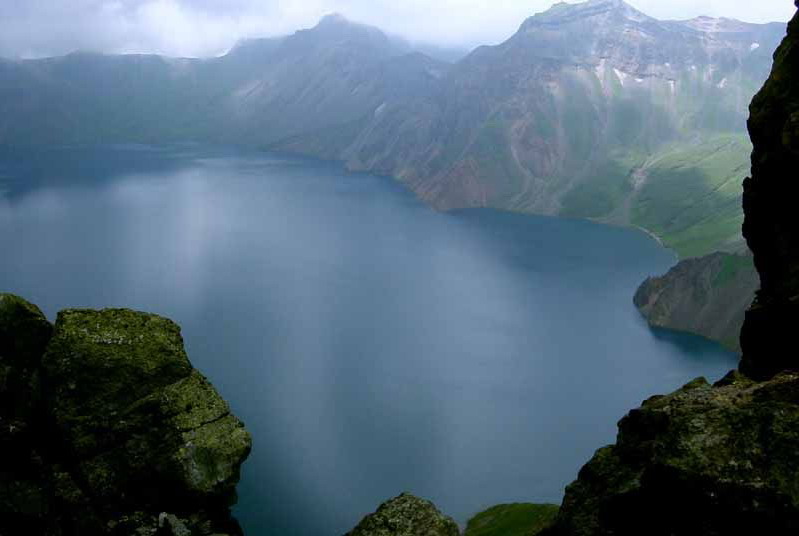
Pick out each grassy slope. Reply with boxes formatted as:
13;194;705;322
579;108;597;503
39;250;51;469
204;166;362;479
560;150;642;219
465;504;560;536
561;135;750;259
631;135;750;258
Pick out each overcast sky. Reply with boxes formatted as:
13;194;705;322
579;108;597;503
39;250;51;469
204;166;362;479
0;0;795;59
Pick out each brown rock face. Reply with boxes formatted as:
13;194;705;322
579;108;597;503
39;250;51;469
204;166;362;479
634;252;759;353
741;8;799;380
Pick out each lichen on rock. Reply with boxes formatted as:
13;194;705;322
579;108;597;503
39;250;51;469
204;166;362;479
345;493;461;536
0;299;251;535
550;372;799;535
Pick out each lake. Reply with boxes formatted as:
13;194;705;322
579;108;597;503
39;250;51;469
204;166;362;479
0;145;737;535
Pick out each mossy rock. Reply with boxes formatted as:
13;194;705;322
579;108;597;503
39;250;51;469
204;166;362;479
41;308;251;510
42;308;193;443
346;493;460;536
554;373;799;535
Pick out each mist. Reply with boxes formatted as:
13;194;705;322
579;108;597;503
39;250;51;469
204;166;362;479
1;0;794;59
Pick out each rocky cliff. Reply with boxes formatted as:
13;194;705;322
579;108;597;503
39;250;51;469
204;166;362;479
634;252;759;352
740;0;799;380
0;294;251;535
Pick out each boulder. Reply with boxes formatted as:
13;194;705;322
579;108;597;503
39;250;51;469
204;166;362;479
0;299;251;535
551;372;799;535
41;308;252;519
345;493;460;536
0;294;53;533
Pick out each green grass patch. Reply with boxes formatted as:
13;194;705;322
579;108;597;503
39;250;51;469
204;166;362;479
465;503;560;536
560;151;644;218
631;135;750;258
714;254;755;288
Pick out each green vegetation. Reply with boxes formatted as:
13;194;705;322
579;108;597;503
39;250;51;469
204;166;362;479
560;151;642;218
631;135;750;258
714;254;755;288
465;503;560;536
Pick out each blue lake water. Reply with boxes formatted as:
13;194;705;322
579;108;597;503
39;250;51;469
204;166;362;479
0;145;737;534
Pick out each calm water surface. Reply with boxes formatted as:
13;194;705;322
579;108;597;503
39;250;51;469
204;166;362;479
0;145;737;535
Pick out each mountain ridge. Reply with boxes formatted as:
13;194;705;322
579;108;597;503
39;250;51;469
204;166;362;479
0;1;787;259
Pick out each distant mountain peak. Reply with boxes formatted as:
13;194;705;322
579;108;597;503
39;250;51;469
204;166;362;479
527;0;652;27
310;13;389;41
318;13;351;26
682;15;755;33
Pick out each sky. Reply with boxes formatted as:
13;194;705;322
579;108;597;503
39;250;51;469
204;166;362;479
0;0;795;59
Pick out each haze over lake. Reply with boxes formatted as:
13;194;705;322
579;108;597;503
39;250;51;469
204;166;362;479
0;145;736;535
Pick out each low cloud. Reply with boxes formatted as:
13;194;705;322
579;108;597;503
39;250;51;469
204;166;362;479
0;0;795;59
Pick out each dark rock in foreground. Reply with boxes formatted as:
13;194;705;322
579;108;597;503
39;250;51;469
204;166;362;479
345;493;460;536
741;5;799;380
634;252;758;352
0;294;251;536
0;294;54;535
551;372;799;535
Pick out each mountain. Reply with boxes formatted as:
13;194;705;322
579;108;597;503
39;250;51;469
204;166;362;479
0;2;785;258
0;14;447;146
276;0;784;257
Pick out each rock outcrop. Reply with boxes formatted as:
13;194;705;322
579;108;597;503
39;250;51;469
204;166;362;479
550;372;799;535
345;493;460;536
634;252;759;352
0;295;251;535
741;3;799;380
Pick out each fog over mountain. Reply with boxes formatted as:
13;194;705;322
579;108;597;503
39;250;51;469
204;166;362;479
0;0;786;261
0;0;794;59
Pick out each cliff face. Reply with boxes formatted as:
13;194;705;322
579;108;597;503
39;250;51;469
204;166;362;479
740;3;799;380
0;295;251;536
634;252;759;352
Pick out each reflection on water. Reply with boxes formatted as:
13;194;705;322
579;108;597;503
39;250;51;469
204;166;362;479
0;145;738;535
